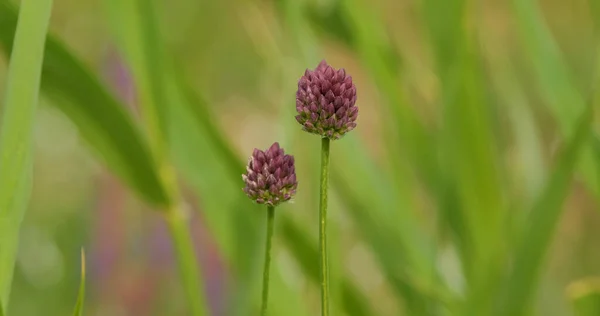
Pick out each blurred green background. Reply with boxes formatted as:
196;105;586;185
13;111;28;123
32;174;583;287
0;0;600;315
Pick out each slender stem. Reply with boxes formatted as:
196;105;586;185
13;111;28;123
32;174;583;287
165;204;207;316
319;137;331;316
261;206;276;315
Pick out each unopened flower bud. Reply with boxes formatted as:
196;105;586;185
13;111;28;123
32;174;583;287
242;142;298;206
295;60;358;139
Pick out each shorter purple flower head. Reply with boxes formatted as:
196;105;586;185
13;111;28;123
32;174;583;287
242;142;298;207
296;60;358;140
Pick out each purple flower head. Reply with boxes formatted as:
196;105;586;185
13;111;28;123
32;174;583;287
242;142;298;206
295;60;358;140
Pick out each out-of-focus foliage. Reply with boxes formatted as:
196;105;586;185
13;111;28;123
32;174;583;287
0;1;170;207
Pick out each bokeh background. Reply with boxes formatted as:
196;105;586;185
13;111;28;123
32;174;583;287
1;0;600;315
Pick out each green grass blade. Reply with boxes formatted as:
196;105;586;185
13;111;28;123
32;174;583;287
71;249;86;316
567;278;600;316
511;0;600;198
103;1;209;314
103;0;169;159
0;1;169;207
500;106;594;316
174;76;244;182
339;0;437;191
511;0;585;124
494;63;546;204
420;0;475;282
0;0;51;307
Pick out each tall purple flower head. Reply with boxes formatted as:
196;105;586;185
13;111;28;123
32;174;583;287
242;142;298;206
295;60;358;140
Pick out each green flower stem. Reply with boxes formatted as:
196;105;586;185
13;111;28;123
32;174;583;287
165;202;207;316
261;205;276;315
319;137;331;316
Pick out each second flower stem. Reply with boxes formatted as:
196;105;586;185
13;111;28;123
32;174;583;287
261;205;276;315
319;137;331;316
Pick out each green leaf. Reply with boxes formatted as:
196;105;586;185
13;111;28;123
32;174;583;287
0;0;170;207
103;0;169;159
71;249;86;316
420;0;476;287
0;0;51;307
500;105;594;316
340;0;436;188
423;1;507;314
490;56;546;205
174;75;244;182
567;278;600;316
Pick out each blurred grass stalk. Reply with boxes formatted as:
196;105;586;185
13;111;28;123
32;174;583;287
0;0;52;312
103;0;209;315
